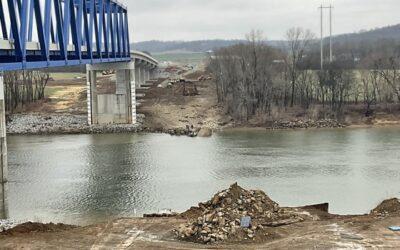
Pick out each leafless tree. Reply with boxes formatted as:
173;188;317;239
284;27;315;107
4;70;50;113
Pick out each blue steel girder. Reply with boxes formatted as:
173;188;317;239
0;0;130;71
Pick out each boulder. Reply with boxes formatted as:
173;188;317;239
198;127;212;137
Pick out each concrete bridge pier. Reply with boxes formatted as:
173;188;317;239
140;66;146;87
87;62;136;125
145;64;150;82
150;67;158;80
0;72;7;184
135;64;142;88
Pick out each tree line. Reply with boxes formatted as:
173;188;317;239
207;29;400;122
4;71;50;113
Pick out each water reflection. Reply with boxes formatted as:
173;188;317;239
5;127;400;225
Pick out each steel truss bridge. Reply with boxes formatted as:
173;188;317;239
0;0;157;71
0;0;159;184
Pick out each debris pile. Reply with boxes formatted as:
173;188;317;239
197;75;213;82
144;209;179;218
0;220;15;233
182;81;199;96
371;198;400;217
269;119;345;129
175;183;304;244
0;222;75;235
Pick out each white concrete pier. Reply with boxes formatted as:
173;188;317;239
0;72;7;184
87;62;136;125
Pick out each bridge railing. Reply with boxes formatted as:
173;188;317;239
0;0;131;71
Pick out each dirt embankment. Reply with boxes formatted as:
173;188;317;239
1;184;399;249
138;74;230;136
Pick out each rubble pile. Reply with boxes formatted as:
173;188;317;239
269;119;345;129
197;75;213;82
0;220;15;233
7;114;145;135
175;183;304;244
371;198;400;217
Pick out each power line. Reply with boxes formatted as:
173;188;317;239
319;5;333;70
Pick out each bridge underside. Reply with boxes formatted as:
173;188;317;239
0;0;131;71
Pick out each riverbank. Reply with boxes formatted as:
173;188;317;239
1;184;399;249
5;70;400;136
6;112;400;136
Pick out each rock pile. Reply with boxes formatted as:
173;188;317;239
6;114;145;135
175;183;304;244
371;198;400;217
0;220;15;233
269;119;344;130
145;125;199;137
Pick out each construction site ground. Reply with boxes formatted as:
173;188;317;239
1;206;399;249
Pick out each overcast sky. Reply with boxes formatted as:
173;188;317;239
123;0;400;42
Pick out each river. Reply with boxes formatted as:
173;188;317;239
1;127;400;225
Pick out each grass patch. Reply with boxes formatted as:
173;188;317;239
153;52;207;65
44;86;64;97
50;73;85;80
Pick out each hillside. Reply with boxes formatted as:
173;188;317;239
332;24;400;44
133;24;400;54
132;40;246;53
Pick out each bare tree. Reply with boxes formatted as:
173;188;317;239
284;27;315;107
207;30;281;121
377;57;400;102
4;70;50;113
361;70;379;116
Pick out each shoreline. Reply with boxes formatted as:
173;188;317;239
6;113;400;136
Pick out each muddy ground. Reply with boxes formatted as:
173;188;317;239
1;204;399;249
138;78;229;132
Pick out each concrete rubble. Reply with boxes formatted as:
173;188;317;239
370;198;400;217
175;183;307;244
0;220;15;233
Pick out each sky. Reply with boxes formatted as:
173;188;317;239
122;0;400;42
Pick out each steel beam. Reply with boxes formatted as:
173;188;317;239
0;0;132;71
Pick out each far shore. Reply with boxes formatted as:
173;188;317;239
5;113;400;137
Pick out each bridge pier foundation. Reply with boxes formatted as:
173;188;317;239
87;62;136;125
0;72;7;184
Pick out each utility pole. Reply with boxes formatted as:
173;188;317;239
319;5;334;70
320;5;324;70
329;5;333;62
